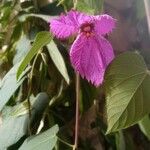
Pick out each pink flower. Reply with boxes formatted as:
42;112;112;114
50;10;116;86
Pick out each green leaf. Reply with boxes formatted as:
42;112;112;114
0;63;30;111
11;22;22;43
0;92;49;149
47;40;70;84
19;13;56;22
76;0;94;14
19;125;59;150
139;115;150;140
0;3;12;28
83;0;104;14
17;31;52;79
115;131;126;150
105;52;150;133
30;92;49;126
0;109;28;149
10;100;30;117
13;35;31;65
11;92;49;119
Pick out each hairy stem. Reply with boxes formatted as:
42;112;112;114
73;73;80;150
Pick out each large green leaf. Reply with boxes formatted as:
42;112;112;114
17;31;52;79
47;40;70;84
0;113;28;150
105;52;150;133
139;115;150;140
0;92;49;149
19;125;59;150
0;63;30;111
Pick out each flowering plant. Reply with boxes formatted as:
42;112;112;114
0;0;150;150
50;10;116;86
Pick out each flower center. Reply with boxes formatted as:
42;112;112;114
83;26;91;32
80;23;94;37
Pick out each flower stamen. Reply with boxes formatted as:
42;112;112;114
80;23;94;37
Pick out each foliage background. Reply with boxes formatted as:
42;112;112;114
0;0;150;150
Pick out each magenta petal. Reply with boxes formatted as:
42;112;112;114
50;13;78;39
96;35;115;66
94;14;116;35
50;10;91;39
70;34;114;86
67;10;91;26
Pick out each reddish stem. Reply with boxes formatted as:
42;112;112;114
73;73;80;150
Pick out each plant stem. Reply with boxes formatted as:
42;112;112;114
73;0;78;9
144;0;150;34
27;51;40;135
27;96;32;135
32;0;39;11
73;73;80;150
58;137;74;148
